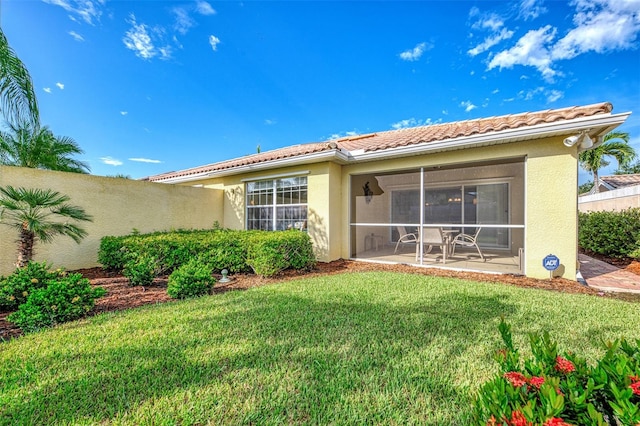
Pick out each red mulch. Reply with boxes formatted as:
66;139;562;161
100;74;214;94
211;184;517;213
1;258;638;341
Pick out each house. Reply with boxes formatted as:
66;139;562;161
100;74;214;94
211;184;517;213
146;102;630;280
579;174;640;212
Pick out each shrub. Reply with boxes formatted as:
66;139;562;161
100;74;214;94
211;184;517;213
97;235;129;270
98;228;315;277
167;259;215;299
0;262;64;310
246;230;315;277
7;274;106;333
473;320;640;425
123;254;159;287
579;208;640;258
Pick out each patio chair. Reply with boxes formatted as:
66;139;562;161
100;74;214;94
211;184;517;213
416;227;448;263
394;226;417;253
451;227;485;261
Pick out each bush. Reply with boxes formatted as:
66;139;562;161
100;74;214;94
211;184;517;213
97;236;129;270
7;274;106;333
98;229;315;277
579;208;640;258
473;320;640;425
167;259;215;299
123;254;159;287
246;230;315;277
0;262;64;310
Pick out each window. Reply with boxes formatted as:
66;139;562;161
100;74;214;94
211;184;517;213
246;176;308;231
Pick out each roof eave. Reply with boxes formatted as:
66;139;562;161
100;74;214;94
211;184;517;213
153;148;350;184
349;111;631;162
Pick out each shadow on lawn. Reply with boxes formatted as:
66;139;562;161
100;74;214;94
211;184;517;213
1;281;626;424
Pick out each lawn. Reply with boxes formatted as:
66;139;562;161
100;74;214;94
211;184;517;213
1;271;639;425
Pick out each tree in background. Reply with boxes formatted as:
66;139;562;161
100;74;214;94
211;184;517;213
578;131;635;193
0;28;38;126
0;121;90;173
614;160;640;175
0;186;92;267
578;181;594;195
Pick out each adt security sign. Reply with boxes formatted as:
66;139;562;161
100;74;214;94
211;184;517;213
543;254;560;271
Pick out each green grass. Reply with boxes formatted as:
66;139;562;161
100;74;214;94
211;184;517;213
1;272;639;425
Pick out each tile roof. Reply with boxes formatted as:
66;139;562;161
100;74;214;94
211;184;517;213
600;174;640;189
146;102;613;182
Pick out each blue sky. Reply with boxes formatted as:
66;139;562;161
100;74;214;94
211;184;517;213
3;0;640;182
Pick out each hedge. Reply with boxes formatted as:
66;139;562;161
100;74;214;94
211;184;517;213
98;229;316;277
578;208;640;259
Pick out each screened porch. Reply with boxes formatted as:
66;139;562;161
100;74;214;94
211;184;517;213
349;159;525;275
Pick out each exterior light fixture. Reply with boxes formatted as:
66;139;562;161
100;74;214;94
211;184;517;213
563;130;593;149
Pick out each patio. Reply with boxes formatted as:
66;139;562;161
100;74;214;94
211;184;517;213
349;159;525;275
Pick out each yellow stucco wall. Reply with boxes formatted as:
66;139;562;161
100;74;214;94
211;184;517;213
191;163;339;262
0;166;223;275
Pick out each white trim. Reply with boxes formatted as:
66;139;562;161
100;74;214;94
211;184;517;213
241;170;309;182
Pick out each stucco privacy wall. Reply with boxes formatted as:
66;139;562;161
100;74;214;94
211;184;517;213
0;166;223;276
188;162;341;262
340;136;578;280
578;185;640;212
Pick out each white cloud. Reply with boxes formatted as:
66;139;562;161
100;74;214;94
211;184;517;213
68;31;84;42
488;25;558;81
56;82;64;90
123;15;156;60
129;157;162;164
442;110;449;115
492;88;500;94
43;0;105;25
518;0;547;21
196;1;216;15
120;111;128;116
101;156;123;166
483;1;640;81
399;42;430;61
546;89;564;103
122;14;174;61
173;7;195;35
391;117;441;130
517;86;564;103
552;0;640;60
471;12;506;31
468;28;514;56
209;35;221;51
43;87;52;94
460;100;477;112
264;119;276;125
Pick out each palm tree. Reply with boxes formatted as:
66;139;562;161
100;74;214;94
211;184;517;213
0;121;90;173
0;186;92;268
578;131;636;193
0;28;38;125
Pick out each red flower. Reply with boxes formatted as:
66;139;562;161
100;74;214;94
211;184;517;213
508;410;532;426
504;371;528;387
529;376;545;389
555;356;575;374
631;381;640;396
543;418;573;426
